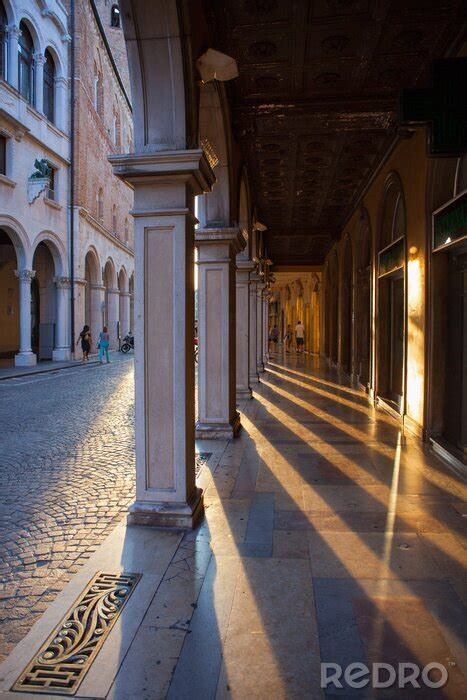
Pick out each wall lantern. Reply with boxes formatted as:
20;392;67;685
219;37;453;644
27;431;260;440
197;49;239;83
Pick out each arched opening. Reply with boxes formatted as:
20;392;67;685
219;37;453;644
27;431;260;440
43;49;56;123
103;259;118;349
0;2;7;80
111;4;120;28
84;249;101;346
324;265;331;358
18;21;35;105
0;228;19;362
377;176;406;412
31;242;57;360
329;251;339;364
97;187;104;221
118;267;129;337
341;236;353;374
112;204;117;235
93;63;103;118
129;273;134;332
355;213;371;387
428;155;467;460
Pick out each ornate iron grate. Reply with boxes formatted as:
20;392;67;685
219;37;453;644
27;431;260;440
12;571;141;696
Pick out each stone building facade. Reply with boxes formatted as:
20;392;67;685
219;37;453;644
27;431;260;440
0;0;70;365
0;0;134;366
73;0;134;351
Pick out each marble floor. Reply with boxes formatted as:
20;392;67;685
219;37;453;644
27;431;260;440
1;353;466;699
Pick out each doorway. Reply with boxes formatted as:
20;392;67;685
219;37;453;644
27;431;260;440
388;274;404;406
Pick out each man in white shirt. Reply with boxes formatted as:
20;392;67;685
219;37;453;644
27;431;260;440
295;320;305;354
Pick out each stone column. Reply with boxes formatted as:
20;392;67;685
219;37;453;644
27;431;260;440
195;228;246;438
106;288;120;349
14;269;36;366
120;292;131;336
33;53;45;114
257;283;265;373
236;261;254;400
53;277;71;361
7;26;20;89
263;293;269;364
249;274;260;385
55;76;69;132
111;149;215;529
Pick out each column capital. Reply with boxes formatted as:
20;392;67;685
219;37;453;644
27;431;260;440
195;228;247;259
91;283;105;291
15;269;36;282
110;149;216;199
236;259;256;272
107;287;120;295
6;24;21;38
54;276;71;289
33;52;46;64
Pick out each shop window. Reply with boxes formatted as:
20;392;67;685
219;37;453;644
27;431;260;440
111;5;120;28
43;49;55;123
0;2;6;80
18;22;34;105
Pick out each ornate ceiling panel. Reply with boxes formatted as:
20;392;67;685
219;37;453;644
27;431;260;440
205;0;465;264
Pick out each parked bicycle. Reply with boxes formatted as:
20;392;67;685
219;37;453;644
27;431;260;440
121;333;134;353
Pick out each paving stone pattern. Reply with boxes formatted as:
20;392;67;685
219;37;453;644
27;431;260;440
0;357;136;661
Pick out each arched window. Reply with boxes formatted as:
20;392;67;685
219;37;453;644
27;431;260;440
0;2;7;80
124;217;129;243
111;4;120;28
93;66;103;117
112;204;117;234
98;187;104;221
43;49;55;123
18;22;34;105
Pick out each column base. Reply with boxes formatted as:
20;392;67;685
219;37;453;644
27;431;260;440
127;487;204;530
249;373;260;384
236;387;253;401
15;351;37;367
195;411;241;440
257;362;265;373
53;348;71;361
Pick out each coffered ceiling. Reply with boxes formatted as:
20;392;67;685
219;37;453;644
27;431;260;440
205;0;465;265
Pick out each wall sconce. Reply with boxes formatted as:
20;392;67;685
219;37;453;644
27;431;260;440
409;245;418;259
197;49;239;83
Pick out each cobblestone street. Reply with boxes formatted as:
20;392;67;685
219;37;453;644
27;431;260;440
0;355;136;661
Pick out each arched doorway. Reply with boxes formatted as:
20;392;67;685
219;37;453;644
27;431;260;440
0;228;19;362
428;155;467;463
376;175;406;412
129;273;134;332
118;267;129;338
355;212;371;387
103;259;118;349
341;236;353;374
32;242;57;360
84;249;102;347
329;251;339;364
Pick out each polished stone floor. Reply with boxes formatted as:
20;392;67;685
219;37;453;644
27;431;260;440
1;352;466;698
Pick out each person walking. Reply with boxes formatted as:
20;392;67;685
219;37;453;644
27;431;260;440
98;326;111;364
76;325;92;362
295;320;305;354
284;324;292;354
269;324;279;352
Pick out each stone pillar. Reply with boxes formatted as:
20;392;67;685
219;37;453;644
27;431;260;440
55;77;69;132
106;288;120;349
7;26;20;89
263;294;269;364
14;269;36;366
236;261;254;400
90;284;105;350
249;274;260;384
53;277;71;361
34;53;45;114
257;283;265;373
195;228;246;438
111;149;215;529
120;292;131;336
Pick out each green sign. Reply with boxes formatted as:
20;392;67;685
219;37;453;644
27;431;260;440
378;237;404;277
433;191;467;251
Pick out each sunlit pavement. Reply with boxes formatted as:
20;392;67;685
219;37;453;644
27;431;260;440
0;354;135;661
1;351;466;698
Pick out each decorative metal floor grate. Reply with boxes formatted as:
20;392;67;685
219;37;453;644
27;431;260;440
12;571;141;696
